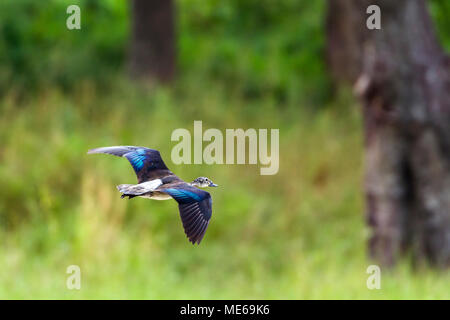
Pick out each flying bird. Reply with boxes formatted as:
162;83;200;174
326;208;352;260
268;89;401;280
87;146;218;245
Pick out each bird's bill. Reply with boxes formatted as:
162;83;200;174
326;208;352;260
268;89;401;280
210;183;219;187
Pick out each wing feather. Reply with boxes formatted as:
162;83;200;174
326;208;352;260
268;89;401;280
88;146;171;182
161;185;213;245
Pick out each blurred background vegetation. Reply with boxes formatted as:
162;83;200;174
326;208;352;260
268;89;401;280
0;0;449;299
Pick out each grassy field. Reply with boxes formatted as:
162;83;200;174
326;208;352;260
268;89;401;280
0;81;448;299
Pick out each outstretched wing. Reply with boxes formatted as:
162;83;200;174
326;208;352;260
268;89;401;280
161;185;212;245
87;146;171;183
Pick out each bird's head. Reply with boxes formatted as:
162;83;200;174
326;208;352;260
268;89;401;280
191;177;218;188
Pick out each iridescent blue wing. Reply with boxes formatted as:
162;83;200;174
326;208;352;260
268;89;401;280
88;146;171;183
161;185;212;245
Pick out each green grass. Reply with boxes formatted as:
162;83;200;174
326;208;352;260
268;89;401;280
0;82;449;299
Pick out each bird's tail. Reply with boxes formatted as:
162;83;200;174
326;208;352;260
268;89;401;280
117;184;133;194
117;184;145;199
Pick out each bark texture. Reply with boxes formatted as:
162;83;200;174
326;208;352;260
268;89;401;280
327;0;450;267
129;0;175;82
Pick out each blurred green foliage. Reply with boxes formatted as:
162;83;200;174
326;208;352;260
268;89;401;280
0;0;449;299
0;0;331;105
429;0;450;51
1;84;449;299
0;0;128;93
178;0;330;104
1;0;448;99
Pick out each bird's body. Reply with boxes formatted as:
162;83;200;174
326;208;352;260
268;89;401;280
88;146;218;244
138;192;173;200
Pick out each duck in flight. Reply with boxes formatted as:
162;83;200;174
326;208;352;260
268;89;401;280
87;146;218;245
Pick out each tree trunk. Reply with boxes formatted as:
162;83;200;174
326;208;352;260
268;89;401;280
129;0;175;82
326;0;450;267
